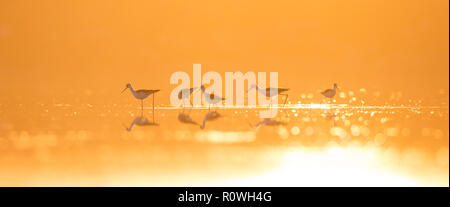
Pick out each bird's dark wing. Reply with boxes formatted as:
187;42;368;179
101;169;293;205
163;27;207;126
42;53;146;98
137;89;160;94
210;93;225;100
321;89;333;94
278;88;289;93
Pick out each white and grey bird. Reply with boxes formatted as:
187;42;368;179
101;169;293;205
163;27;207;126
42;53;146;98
201;85;226;111
248;84;289;107
321;83;339;99
178;87;199;107
121;83;160;111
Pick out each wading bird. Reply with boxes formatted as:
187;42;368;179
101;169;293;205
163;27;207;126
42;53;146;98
121;83;160;112
321;83;339;99
248;84;289;108
201;85;225;111
178;87;200;110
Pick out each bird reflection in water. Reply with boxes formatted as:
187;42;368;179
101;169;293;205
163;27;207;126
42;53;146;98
178;112;199;126
251;118;287;129
126;115;158;131
125;107;158;131
325;112;337;127
200;111;222;129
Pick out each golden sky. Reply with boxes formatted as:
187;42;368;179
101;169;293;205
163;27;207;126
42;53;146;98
0;0;448;103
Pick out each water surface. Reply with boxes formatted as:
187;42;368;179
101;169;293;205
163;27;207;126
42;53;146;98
0;100;448;186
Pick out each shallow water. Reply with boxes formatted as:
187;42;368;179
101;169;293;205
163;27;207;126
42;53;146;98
0;100;448;186
1;0;448;187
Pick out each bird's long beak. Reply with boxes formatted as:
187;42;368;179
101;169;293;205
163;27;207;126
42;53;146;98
121;87;127;93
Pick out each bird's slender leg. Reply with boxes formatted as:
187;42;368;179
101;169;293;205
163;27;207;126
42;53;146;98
182;99;186;113
188;99;193;114
141;99;144;111
152;107;155;123
281;94;289;108
208;104;211;112
153;93;155;115
284;94;290;118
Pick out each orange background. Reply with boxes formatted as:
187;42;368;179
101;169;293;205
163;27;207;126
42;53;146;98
0;0;448;103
